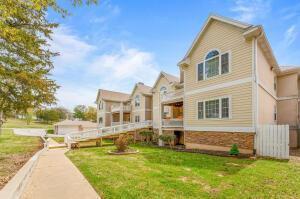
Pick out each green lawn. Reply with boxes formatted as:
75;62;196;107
0;129;42;189
67;144;300;199
2;118;53;129
52;137;65;144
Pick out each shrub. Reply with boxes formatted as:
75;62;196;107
159;134;176;149
229;144;239;156
115;134;133;152
47;129;54;134
139;130;154;144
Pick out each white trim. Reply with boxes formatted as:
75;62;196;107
132;109;152;113
186;77;252;96
179;14;250;64
196;50;231;82
184;126;255;133
279;96;299;101
196;95;232;120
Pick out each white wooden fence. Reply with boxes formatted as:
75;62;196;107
256;125;289;159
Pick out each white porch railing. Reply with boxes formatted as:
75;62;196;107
111;105;131;112
65;120;152;148
162;119;183;127
161;89;184;103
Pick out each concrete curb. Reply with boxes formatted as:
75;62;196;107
0;147;46;199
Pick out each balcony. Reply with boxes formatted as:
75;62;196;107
161;89;184;104
162;119;183;128
111;105;131;112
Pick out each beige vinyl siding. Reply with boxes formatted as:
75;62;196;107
131;87;152;122
152;77;172;128
257;44;277;125
185;20;252;92
277;73;298;97
185;82;252;127
258;87;277;124
257;45;276;95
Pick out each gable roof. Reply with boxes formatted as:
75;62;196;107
177;14;280;72
130;82;152;98
54;120;97;127
152;71;180;90
96;89;130;103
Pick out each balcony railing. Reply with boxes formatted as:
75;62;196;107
111;105;131;112
162;119;183;127
111;121;130;126
161;89;184;103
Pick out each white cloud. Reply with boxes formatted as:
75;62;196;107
283;25;298;47
89;45;160;88
231;0;271;23
49;25;160;109
50;25;96;74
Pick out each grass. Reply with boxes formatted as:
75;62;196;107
2;118;53;129
52;137;65;144
67;144;300;199
0;129;42;189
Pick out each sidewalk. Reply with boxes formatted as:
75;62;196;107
21;140;100;199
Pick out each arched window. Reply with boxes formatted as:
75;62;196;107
197;50;229;81
160;86;167;94
135;95;140;107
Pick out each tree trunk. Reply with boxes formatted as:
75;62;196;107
0;110;3;135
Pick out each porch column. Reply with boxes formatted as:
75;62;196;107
120;102;124;125
159;103;164;146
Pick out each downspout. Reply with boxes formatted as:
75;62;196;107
253;32;263;153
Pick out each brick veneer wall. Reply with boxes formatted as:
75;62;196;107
185;131;255;150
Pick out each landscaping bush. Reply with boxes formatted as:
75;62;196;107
46;129;54;134
139;130;154;144
115;134;133;152
229;144;240;156
159;134;176;149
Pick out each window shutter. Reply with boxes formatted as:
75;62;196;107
221;53;229;74
198;63;204;81
221;98;229;118
198;102;204;119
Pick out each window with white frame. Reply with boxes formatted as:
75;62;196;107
160;86;167;95
274;76;277;91
135;115;140;123
274;105;277;121
197;50;230;81
135;95;140;107
198;97;230;119
98;101;103;110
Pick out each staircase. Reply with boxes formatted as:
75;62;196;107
64;121;152;148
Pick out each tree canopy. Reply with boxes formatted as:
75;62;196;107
0;0;97;127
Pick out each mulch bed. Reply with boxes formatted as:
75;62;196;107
0;143;43;190
153;145;253;158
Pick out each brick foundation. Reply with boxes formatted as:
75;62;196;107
185;131;255;154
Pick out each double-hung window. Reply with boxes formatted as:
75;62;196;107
135;115;140;123
135;95;140;107
197;50;230;81
198;97;230;119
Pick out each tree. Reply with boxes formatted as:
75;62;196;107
139;130;154;144
25;108;34;125
73;105;87;120
84;106;97;122
159;134;176;149
0;0;97;131
229;144;240;156
52;107;70;120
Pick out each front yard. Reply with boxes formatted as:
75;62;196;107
2;118;53;129
0;129;43;189
67;144;300;199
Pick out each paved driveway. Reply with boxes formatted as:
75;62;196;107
13;128;46;137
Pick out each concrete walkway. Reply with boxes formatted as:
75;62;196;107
21;140;100;199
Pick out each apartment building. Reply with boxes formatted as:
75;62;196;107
95;89;131;127
130;82;153;123
95;14;300;153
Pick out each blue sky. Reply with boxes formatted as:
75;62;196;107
48;0;300;109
